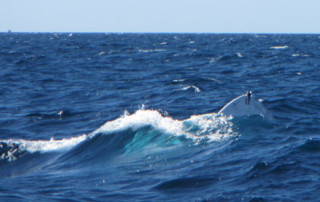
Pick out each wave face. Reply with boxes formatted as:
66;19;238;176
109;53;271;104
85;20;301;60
0;110;235;173
0;33;319;201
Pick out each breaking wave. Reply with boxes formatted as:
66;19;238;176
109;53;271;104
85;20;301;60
1;110;236;165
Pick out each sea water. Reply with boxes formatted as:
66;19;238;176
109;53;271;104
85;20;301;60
0;33;319;201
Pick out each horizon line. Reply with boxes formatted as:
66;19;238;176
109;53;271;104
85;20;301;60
2;31;320;35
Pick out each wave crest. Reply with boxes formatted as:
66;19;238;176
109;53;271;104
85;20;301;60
91;109;236;144
0;135;87;162
1;110;237;163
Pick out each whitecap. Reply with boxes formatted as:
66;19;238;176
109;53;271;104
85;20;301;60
181;85;201;93
209;58;216;63
91;109;236;144
270;45;289;49
208;77;222;83
138;49;166;53
91;110;184;137
98;51;106;56
236;52;243;58
172;79;186;83
1;135;87;154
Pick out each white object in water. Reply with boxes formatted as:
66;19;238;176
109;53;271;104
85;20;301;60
218;91;273;119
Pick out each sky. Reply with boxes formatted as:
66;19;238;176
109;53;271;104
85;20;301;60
0;0;319;33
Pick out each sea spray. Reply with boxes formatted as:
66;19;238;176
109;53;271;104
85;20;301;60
91;109;237;143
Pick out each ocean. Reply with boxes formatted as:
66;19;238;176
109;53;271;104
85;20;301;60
0;33;319;201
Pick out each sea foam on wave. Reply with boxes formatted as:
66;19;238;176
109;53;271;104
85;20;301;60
1;109;236;162
91;109;236;143
0;135;87;161
91;110;183;137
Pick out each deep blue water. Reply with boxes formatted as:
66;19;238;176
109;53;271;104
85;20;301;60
0;33;319;201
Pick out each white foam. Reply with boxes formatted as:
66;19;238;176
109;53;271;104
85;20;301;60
181;85;201;93
270;45;289;49
236;52;243;58
0;109;236;159
138;49;166;53
209;58;216;63
1;135;87;154
172;79;186;83
184;113;235;143
91;110;236;143
91;110;183;137
98;51;106;56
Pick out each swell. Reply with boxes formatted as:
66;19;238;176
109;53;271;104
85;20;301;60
0;110;237;176
0;135;87;176
231;136;320;200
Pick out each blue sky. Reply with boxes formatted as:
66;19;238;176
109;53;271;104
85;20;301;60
1;0;319;33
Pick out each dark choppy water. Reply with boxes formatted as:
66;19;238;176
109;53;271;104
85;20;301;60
0;33;319;201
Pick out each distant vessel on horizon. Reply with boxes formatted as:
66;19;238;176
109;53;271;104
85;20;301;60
8;29;12;33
